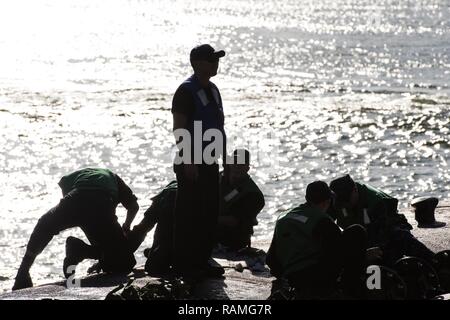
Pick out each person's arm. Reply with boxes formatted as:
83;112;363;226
173;112;188;131
172;86;198;181
172;85;194;132
216;89;227;170
173;112;198;181
115;174;139;233
123;203;139;234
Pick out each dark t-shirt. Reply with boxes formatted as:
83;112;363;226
171;83;221;119
171;80;225;167
58;168;137;210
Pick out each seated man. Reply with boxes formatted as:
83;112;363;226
13;168;139;290
127;149;265;275
217;149;265;250
329;174;435;266
266;181;370;298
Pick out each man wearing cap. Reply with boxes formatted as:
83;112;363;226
171;44;227;278
126;149;265;275
12;168;139;290
329;174;435;266
266;181;368;298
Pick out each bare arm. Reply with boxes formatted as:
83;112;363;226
123;201;139;232
173;112;198;181
173;112;189;133
116;174;139;233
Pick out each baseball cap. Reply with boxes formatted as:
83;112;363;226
190;44;225;63
305;181;333;204
329;174;356;204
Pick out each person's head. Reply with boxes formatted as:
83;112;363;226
305;181;334;213
190;44;225;78
329;174;359;208
226;149;250;186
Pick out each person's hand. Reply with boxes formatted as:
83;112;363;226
366;247;383;263
218;216;239;228
184;164;199;182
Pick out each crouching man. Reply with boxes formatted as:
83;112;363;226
329;174;435;266
13;168;139;290
266;181;372;298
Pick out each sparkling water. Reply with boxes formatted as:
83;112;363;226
1;0;449;292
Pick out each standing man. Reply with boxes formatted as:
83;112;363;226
171;44;227;278
12;168;139;290
126;149;265;276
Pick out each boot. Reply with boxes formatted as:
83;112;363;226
12;255;35;291
12;270;33;291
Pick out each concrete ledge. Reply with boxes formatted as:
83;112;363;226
1;203;448;300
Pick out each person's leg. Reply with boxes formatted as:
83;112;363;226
199;164;220;264
145;194;176;273
216;224;251;251
145;222;173;275
383;228;435;266
79;191;135;274
82;220;136;273
13;191;80;290
172;169;204;276
63;236;100;278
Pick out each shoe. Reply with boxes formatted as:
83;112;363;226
12;271;33;291
63;236;89;279
144;248;171;276
87;262;103;274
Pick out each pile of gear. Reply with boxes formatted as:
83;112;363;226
105;278;192;300
213;246;267;273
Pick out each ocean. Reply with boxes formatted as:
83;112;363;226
0;0;449;292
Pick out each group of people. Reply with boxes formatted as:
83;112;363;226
12;149;265;290
266;175;445;298
13;43;242;290
12;44;448;300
